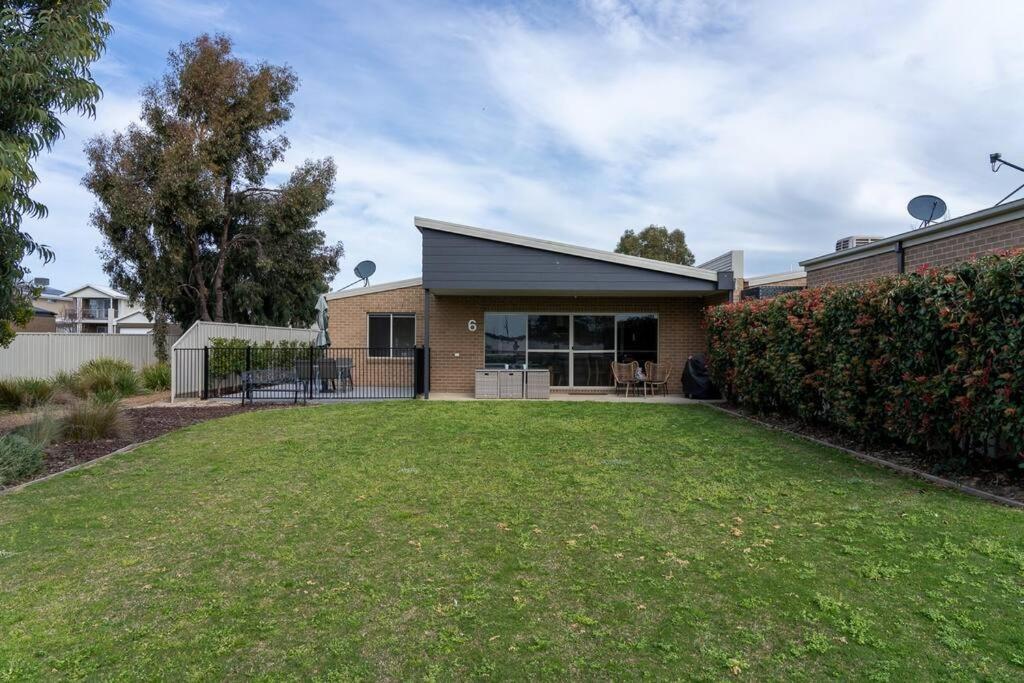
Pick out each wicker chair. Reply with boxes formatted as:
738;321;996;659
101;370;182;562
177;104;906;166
644;361;672;397
610;361;641;397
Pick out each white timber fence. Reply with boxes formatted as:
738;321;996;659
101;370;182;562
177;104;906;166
171;321;316;401
0;333;177;380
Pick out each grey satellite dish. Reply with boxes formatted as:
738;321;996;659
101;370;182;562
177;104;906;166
907;195;947;227
354;260;376;280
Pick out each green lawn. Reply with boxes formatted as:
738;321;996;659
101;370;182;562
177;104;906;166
1;402;1022;680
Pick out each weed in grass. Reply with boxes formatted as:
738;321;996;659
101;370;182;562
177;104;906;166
62;399;124;441
0;434;44;485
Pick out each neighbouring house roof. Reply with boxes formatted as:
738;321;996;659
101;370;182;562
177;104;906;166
63;283;127;300
32;307;56;317
745;269;806;287
800;197;1024;270
114;311;153;324
325;277;423;301
414;217;720;282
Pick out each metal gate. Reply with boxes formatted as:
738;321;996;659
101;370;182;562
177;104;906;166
173;346;423;402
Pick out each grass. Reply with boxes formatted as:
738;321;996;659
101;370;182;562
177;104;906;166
0;402;1022;680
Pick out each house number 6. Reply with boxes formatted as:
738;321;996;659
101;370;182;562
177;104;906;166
467;319;477;332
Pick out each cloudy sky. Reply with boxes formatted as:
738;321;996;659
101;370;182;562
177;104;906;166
21;0;1024;291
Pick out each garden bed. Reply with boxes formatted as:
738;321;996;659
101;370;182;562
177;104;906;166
718;403;1024;504
3;404;268;488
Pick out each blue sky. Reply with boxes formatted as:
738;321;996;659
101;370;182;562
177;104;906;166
22;0;1024;292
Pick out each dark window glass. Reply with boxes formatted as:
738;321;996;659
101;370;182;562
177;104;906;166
392;315;415;356
616;314;657;366
573;315;614;350
572;352;615;386
528;351;570;386
528;315;570;349
368;315;391;357
484;313;526;368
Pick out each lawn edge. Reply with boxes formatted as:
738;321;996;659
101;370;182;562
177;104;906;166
702;403;1024;509
0;436;163;497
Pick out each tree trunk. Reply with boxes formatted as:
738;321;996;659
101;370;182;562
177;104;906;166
190;236;212;321
152;306;169;363
212;176;233;322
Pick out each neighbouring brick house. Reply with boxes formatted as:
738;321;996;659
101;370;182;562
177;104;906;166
801;198;1024;287
326;218;737;396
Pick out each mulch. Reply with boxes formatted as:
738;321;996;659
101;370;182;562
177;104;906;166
718;403;1024;504
6;404;275;485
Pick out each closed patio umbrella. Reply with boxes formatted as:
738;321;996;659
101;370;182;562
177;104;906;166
314;294;331;348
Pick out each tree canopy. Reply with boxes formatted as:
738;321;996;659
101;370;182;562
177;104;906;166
0;1;111;346
84;34;343;334
614;225;695;266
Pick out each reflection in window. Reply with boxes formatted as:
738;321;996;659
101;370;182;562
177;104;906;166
573;315;615;350
616;314;658;366
528;315;569;349
484;313;526;367
368;313;416;357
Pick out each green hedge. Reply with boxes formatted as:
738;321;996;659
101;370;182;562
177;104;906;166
706;250;1024;472
208;337;313;378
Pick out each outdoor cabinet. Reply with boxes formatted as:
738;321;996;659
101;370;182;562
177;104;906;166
525;369;550;399
475;370;499;399
498;370;524;399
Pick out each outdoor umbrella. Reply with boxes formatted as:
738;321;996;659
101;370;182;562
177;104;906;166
314;294;331;348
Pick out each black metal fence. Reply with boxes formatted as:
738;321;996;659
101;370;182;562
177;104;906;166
174;346;423;402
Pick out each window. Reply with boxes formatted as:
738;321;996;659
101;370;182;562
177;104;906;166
483;312;657;387
484;313;526;368
368;313;415;357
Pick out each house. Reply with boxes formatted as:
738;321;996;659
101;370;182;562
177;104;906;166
740;269;806;300
57;284;156;334
14;278;68;332
326;217;739;397
800;198;1024;286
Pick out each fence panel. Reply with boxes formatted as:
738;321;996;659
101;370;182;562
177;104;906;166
0;333;177;379
173;346;418;402
171;321;317;400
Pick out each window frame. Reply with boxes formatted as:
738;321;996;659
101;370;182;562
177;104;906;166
367;312;416;358
482;311;658;387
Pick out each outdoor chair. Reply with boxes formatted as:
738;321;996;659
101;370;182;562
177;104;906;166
318;357;338;393
295;359;315;395
643;361;672;397
610;361;641;397
337;357;354;393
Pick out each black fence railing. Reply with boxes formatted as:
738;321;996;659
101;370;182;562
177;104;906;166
174;346;422;402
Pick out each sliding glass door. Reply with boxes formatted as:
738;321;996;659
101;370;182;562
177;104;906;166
483;312;658;388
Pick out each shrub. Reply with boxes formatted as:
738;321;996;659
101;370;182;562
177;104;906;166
62;399;125;441
209;337;313;378
706;250;1024;472
0;378;55;410
75;358;140;399
0;434;44;485
140;362;171;391
15;412;63;447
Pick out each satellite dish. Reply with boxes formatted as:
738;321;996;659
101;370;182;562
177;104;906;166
354;260;376;280
907;195;947;226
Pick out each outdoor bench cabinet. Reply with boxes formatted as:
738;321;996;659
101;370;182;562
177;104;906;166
475;369;550;399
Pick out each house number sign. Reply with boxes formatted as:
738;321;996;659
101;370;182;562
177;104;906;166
467;319;477;332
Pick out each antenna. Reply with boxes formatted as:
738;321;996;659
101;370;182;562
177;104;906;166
337;260;378;291
907;195;947;228
990;152;1024;206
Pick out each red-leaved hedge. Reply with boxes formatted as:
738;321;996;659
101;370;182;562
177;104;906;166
706;250;1024;471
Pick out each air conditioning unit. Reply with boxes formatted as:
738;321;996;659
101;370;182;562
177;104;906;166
835;235;882;252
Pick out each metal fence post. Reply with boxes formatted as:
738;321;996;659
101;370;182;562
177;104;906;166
307;344;314;400
202;346;209;400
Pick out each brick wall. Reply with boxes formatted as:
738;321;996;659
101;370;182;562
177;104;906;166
806;218;1024;287
904;218;1024;271
429;294;719;394
327;285;724;395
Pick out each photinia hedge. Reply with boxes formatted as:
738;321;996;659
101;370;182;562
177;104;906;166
706;250;1024;472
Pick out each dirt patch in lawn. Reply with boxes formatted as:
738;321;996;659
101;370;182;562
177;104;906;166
3;404;275;487
719;403;1024;504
